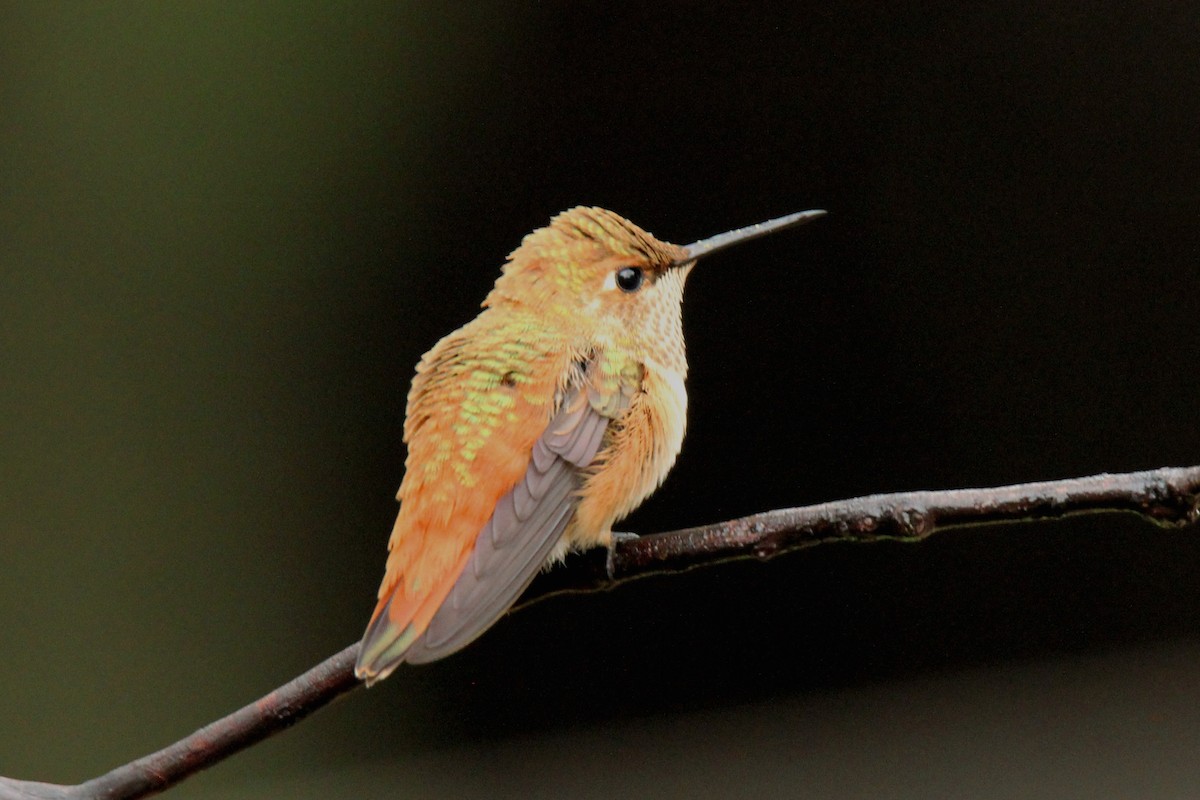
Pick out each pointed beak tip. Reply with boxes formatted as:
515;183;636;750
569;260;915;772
789;208;828;224
676;207;829;265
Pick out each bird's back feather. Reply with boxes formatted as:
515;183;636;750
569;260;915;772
354;313;636;681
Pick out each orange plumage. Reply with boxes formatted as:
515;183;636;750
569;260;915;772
355;206;824;683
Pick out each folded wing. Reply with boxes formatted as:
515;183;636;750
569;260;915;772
402;388;612;662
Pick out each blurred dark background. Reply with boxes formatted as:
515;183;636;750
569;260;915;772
3;3;1200;798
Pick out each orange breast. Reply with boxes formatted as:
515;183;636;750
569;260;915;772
565;359;688;549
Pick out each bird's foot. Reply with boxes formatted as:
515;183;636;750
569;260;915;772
606;531;639;580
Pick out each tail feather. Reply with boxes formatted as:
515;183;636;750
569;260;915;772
354;550;472;686
354;596;417;686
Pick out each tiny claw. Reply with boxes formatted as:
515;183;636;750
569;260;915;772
606;531;639;580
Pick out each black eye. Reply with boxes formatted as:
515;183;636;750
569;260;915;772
615;266;644;293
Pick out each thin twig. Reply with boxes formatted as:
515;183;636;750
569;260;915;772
3;466;1198;800
0;646;359;800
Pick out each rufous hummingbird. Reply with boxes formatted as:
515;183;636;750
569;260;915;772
356;206;826;684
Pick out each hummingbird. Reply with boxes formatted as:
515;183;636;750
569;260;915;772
355;206;826;684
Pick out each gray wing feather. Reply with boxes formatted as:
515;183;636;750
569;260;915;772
402;383;615;664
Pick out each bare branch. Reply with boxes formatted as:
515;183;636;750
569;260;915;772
0;646;359;800
518;465;1200;607
3;466;1198;800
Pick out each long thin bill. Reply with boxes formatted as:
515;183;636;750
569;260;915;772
675;208;827;265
